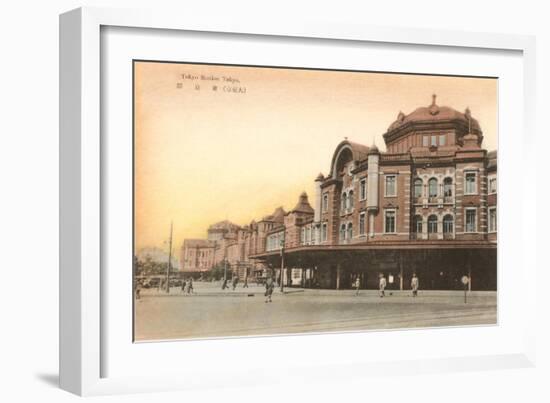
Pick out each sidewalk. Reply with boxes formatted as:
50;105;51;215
139;282;494;298
139;282;305;297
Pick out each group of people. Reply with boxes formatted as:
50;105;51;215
221;276;250;291
354;273;419;298
180;277;194;294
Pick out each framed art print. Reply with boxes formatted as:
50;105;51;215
60;7;537;396
132;60;498;342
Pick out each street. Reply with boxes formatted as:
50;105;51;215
134;283;496;341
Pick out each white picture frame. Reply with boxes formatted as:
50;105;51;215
60;6;537;396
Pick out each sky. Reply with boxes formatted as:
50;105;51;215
134;61;497;252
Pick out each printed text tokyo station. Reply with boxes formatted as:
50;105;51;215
176;73;247;94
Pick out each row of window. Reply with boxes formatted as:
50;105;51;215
413;214;454;234
339;212;368;241
325;173;496;214
187;250;211;258
422;134;447;148
339;206;496;240
266;232;284;251
414;177;453;199
299;224;328;245
301;206;496;245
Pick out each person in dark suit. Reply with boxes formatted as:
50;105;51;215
265;276;274;303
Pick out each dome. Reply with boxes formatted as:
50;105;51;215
291;192;314;214
367;143;379;155
262;206;286;223
315;172;325;181
329;140;371;178
208;220;240;231
387;94;481;133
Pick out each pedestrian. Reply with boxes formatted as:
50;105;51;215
134;279;141;300
354;276;361;296
379;273;386;298
265;276;274;303
181;279;187;294
411;273;419;297
186;277;194;294
221;278;229;290
243;276;249;288
232;275;239;290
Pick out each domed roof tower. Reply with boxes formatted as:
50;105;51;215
383;94;483;150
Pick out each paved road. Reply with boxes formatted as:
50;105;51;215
134;288;496;341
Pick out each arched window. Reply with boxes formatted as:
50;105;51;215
428;178;438;198
341;193;347;211
414;178;423;198
428;215;438;233
444;177;453;198
340;224;346;241
348;190;354;209
413;215;423;234
347;223;353;240
443;214;454;234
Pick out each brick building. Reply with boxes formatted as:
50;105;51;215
181;96;497;290
251;95;497;290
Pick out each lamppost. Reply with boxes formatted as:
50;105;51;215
280;231;285;293
165;221;173;294
223;257;227;282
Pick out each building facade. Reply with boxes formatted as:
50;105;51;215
182;96;497;290
251;96;497;290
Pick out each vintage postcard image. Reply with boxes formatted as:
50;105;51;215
133;61;497;341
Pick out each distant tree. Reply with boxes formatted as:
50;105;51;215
205;263;225;281
134;255;170;277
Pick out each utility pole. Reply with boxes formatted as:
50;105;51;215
165;221;173;293
280;231;285;293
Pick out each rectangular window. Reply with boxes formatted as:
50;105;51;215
439;134;446;146
423;136;429;147
321;223;327;242
489;177;497;194
359;213;366;235
465;209;476;232
322;193;329;212
489;208;497;232
360;178;367;200
384;210;396;233
385;175;397;197
431;135;437;146
465;172;477;194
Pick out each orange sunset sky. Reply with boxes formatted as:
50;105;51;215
134;61;497;253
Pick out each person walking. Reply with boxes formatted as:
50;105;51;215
354;276;361;296
186;277;194;294
134;279;141;300
221;278;229;290
411;273;419;297
243;276;249;288
181;279;187;294
232;275;239;291
378;273;387;298
265;276;274;303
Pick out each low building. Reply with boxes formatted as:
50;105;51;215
179;239;216;273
